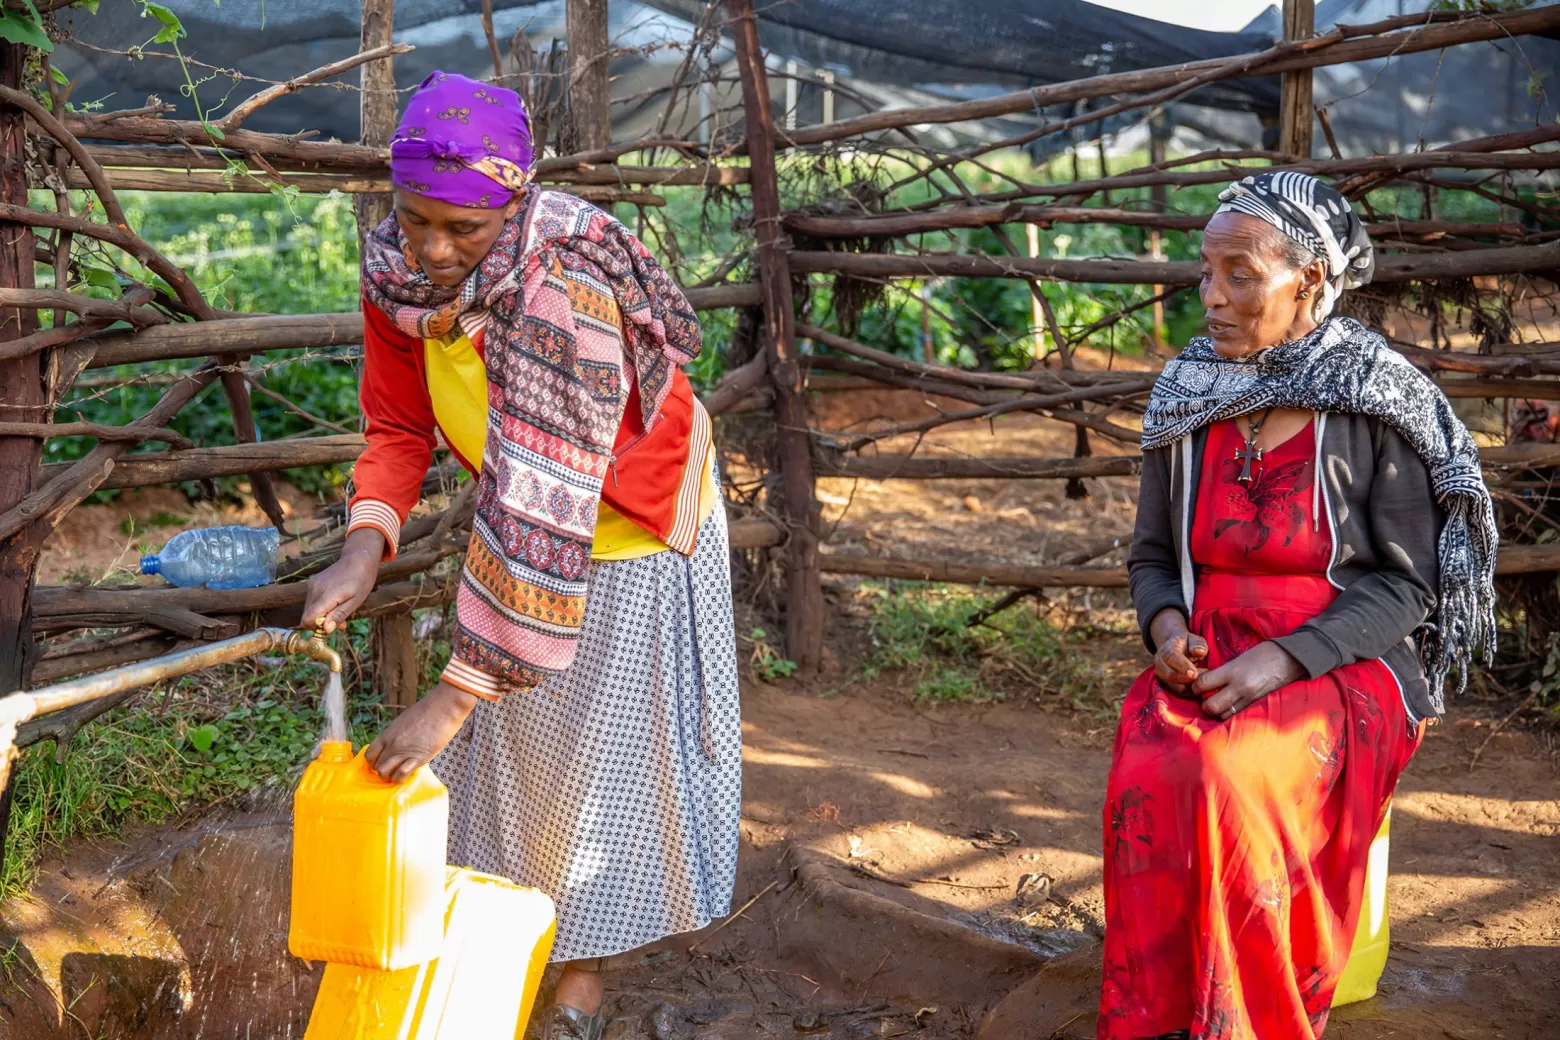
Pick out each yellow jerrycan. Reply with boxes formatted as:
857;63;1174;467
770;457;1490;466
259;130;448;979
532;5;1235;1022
1334;805;1392;1006
290;740;450;970
304;867;558;1040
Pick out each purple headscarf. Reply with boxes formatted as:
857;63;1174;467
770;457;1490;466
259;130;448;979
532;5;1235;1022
389;70;535;209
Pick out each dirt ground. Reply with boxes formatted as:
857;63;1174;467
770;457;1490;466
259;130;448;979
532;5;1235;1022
2;669;1556;1038
8;346;1560;1037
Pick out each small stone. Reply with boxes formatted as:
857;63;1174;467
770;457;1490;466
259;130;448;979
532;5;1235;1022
645;1002;681;1040
793;1009;830;1033
961;494;983;512
1015;871;1054;907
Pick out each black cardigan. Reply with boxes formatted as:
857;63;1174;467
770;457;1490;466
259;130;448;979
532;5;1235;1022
1127;412;1444;723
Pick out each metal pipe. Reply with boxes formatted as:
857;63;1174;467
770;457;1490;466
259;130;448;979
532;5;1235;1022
0;626;341;793
13;626;340;721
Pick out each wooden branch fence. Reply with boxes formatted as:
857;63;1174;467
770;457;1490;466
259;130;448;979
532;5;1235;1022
1;0;1558;705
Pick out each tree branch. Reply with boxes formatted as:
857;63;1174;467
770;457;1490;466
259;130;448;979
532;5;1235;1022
826;382;1147;452
0;286;155;362
0;83;131;230
777;6;1560;149
699;352;769;415
0;287;164;326
0;362;221;544
217;43;415;133
0;421;190;448
243;375;355;435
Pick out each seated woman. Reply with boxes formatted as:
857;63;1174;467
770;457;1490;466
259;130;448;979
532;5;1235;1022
1102;172;1496;1039
302;72;740;1040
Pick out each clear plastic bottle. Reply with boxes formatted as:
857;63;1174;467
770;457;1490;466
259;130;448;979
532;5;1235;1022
140;525;281;589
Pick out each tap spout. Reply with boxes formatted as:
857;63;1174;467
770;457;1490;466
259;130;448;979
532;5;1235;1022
281;628;344;675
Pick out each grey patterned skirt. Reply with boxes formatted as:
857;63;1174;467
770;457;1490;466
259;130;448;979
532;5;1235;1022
432;505;742;962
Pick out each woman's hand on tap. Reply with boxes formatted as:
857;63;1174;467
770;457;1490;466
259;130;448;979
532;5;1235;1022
301;528;385;634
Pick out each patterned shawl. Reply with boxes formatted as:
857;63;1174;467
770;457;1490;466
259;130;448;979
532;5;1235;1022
1141;316;1496;710
362;190;702;689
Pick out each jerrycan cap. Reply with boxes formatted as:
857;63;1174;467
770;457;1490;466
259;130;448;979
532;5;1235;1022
316;739;353;763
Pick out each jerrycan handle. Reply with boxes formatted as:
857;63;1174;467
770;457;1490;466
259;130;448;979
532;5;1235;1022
346;744;441;790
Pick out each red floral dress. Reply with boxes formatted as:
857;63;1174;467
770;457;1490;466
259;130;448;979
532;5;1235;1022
1098;418;1423;1040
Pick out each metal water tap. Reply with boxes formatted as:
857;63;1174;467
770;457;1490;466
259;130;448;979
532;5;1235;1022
283;622;343;674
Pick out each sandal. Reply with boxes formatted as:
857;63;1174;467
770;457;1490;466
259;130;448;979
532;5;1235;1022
534;1004;605;1040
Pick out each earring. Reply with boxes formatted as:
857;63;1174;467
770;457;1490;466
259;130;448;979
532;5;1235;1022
1299;289;1311;299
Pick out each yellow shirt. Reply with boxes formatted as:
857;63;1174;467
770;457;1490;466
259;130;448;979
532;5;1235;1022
423;331;715;560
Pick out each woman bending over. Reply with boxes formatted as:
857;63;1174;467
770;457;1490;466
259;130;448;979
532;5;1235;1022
303;72;740;1040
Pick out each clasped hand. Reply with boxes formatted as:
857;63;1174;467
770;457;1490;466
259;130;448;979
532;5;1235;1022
1149;609;1305;721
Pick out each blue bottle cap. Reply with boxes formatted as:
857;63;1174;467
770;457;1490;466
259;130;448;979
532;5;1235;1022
140;555;160;576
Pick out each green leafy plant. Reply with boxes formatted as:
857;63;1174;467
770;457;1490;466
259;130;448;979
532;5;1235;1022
185;723;219;753
861;581;1107;705
47;190;363;499
741;627;798;682
140;1;183;43
1;643;392;897
0;2;53;53
0;1;186;58
913;669;980;702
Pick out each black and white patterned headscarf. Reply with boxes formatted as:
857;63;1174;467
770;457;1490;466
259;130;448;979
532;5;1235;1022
1216;170;1375;318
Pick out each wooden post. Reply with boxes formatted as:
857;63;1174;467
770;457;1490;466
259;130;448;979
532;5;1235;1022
921;281;934;364
374;611;418;710
356;0;396;247
566;0;612;152
784;60;799;132
1279;0;1316;157
0;42;43;694
0;38;44;873
1026;223;1044;361
357;0;405;703
218;370;289;532
1148;110;1169;352
728;0;824;673
1096;135;1110;206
